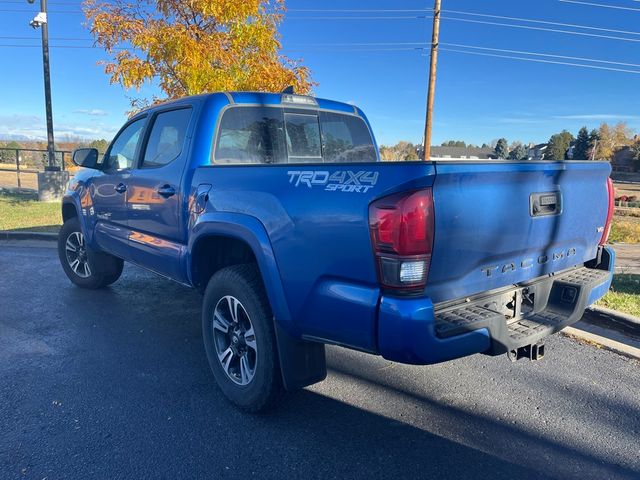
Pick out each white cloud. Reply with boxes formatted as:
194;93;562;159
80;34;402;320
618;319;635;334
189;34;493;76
73;109;109;117
497;117;547;125
0;114;118;140
553;114;640;121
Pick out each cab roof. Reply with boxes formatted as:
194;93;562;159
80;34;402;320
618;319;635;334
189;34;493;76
137;91;360;116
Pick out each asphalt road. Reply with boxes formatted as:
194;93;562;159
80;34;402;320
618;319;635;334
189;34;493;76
1;244;639;480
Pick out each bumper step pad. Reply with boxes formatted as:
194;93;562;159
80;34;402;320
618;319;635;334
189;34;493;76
435;305;502;338
434;266;611;354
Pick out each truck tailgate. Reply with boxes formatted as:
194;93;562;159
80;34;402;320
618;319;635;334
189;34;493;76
425;161;611;304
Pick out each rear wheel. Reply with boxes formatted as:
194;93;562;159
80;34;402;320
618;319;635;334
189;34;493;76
202;265;284;412
58;217;124;289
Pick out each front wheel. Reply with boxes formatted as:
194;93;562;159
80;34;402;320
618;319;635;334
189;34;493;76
58;217;123;289
202;265;284;412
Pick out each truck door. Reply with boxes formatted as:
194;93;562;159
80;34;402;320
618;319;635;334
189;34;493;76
90;116;147;260
125;106;193;281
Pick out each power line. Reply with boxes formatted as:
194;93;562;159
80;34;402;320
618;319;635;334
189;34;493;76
442;9;640;36
288;9;428;13
0;36;91;41
285;14;640;43
559;1;640;12
438;48;640;75
290;42;425;46
286;16;427;20
2;42;640;75
1;38;639;69
439;42;640;68
290;41;640;69
2;0;84;4
290;7;640;37
438;15;640;43
0;44;126;50
0;9;82;13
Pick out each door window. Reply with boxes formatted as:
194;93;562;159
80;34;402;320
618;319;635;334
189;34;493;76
141;108;192;168
104;118;146;170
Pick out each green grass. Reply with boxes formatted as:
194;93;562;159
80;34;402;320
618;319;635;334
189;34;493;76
610;217;640;244
598;274;640;318
0;192;61;233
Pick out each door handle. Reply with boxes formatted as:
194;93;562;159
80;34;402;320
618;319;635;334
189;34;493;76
157;185;176;198
115;183;127;194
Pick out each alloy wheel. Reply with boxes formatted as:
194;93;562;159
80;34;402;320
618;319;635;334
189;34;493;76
65;231;91;278
212;295;258;386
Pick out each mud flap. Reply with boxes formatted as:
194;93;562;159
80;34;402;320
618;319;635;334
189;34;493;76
274;321;327;391
87;249;121;276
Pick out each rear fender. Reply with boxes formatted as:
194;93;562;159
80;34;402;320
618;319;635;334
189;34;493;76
188;212;292;326
188;213;327;390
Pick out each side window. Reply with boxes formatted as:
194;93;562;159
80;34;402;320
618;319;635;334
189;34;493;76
319;112;377;163
214;107;286;164
141;108;192;168
103;118;146;171
284;113;322;163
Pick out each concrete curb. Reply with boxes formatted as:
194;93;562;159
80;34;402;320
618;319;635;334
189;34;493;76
0;231;58;242
562;327;640;360
589;306;640;327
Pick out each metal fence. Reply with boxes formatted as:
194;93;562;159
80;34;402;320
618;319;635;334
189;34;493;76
0;148;71;191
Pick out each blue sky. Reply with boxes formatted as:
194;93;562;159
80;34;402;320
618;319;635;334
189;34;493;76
0;0;639;146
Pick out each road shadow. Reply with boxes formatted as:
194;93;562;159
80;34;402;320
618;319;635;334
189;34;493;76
324;350;638;480
1;257;638;479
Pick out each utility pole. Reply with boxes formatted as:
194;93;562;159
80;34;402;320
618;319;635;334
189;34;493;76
28;0;57;171
422;0;441;161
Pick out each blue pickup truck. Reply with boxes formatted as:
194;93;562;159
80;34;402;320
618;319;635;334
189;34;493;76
60;92;615;411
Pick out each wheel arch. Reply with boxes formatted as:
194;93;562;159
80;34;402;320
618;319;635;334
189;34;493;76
188;214;293;329
189;215;326;391
62;200;78;223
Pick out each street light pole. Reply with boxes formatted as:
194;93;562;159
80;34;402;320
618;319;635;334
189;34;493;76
422;0;441;161
29;0;57;171
40;0;56;170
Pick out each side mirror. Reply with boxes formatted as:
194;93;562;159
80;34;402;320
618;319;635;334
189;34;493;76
72;148;100;169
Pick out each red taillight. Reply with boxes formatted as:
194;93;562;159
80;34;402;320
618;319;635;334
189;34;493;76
599;177;615;245
369;189;434;292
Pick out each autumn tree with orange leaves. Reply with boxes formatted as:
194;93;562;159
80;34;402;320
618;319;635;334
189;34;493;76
84;0;313;108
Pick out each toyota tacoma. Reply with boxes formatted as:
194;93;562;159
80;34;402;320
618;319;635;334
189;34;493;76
59;92;615;411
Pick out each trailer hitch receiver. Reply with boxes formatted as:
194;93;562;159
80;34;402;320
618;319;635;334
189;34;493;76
507;342;545;362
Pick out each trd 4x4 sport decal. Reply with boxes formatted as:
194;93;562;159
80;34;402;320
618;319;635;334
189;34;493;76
287;170;379;193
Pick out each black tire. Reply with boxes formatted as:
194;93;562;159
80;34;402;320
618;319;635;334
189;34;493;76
58;217;124;289
202;264;284;413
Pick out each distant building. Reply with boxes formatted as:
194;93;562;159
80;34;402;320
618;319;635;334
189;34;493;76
612;146;637;172
528;143;548;161
429;146;496;160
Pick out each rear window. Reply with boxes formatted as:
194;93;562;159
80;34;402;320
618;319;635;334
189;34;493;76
213;106;376;164
285;113;323;162
319;111;378;163
214;107;286;164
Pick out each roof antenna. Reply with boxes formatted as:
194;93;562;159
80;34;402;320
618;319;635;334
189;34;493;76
281;86;295;94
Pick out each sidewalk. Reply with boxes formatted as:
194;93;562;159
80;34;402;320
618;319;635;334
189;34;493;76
610;243;640;274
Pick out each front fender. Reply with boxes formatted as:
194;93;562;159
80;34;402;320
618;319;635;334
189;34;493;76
61;194;93;241
188;212;294;332
62;172;101;249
